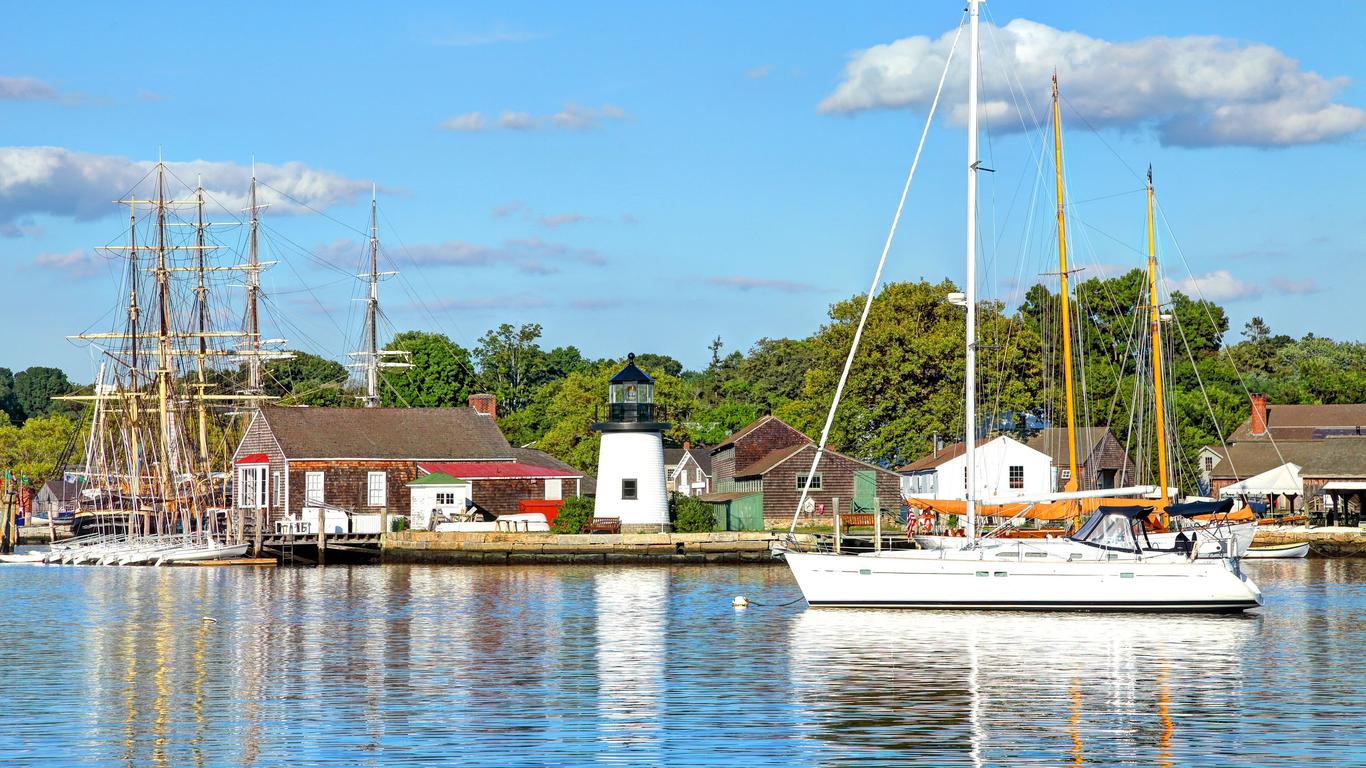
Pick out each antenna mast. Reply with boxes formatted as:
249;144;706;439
964;0;980;542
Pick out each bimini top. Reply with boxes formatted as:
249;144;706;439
1166;499;1234;518
1070;505;1155;553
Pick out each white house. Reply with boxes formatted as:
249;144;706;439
898;435;1052;501
664;443;712;497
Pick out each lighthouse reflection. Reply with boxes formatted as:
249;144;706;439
786;610;1256;767
594;569;667;763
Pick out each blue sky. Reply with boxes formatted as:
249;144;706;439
3;1;1364;381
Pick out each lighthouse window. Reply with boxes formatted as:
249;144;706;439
626;385;638;402
622;478;638;500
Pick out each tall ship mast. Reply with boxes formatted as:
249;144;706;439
349;186;410;407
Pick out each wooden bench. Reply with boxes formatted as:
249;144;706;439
839;514;876;528
586;517;621;534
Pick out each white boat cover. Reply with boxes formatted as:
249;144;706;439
1219;462;1303;497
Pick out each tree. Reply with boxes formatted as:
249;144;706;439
633;353;683;378
12;367;74;420
0;368;21;424
0;414;77;484
670;493;715;533
475;323;547;414
785;279;1042;466
263;351;349;407
381;331;477;408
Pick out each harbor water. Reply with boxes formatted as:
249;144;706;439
0;559;1361;767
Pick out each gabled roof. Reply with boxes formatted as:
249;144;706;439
1229;403;1366;441
711;414;784;452
664;447;713;476
736;443;809;477
408;471;468;486
897;438;993;472
1023;427;1123;468
419;461;579;480
1207;438;1366;480
258;406;512;460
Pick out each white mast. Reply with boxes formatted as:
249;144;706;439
351;184;410;407
363;184;380;407
964;0;981;543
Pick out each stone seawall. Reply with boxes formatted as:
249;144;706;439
1253;525;1366;557
383;531;809;564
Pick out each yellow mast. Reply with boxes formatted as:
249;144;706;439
1051;73;1080;492
1146;166;1171;505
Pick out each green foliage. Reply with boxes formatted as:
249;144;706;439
0;368;21;424
0;415;78;484
550;496;595;533
265;351;349;406
474;323;548;414
382;331;477;408
390;516;410;532
12;366;74;420
670;493;715;533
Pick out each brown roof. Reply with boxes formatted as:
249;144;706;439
1209;438;1366;480
897;438;993;472
1023;427;1119;468
258;406;512;460
511;447;596;495
1229;403;1366;441
711;415;780;452
737;443;810;477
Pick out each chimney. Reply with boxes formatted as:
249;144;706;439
1249;393;1268;436
683;441;691;451
468;393;496;421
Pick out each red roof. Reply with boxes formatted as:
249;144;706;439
419;461;581;480
235;453;269;465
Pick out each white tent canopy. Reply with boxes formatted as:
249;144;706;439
1219;462;1304;497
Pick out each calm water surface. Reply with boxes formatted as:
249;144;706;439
0;558;1361;767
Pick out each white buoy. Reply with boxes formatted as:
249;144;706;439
201;617;217;623
732;596;749;608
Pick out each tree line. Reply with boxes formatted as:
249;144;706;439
6;273;1364;489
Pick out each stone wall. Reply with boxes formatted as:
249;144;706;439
384;530;806;564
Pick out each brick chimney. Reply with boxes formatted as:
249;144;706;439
683;441;691;451
1249;393;1268;436
468;393;496;421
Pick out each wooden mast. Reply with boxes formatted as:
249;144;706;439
1051;73;1081;493
193;177;211;475
125;191;143;532
154;159;176;532
1146;166;1171;505
964;0;981;541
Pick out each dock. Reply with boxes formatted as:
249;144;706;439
1252;525;1366;557
383;530;811;564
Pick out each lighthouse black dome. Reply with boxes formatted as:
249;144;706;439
609;352;654;384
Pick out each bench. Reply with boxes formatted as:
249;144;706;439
839;514;876;528
586;517;621;534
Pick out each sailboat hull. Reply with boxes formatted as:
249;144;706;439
783;551;1262;613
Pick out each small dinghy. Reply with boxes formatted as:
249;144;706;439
1243;542;1310;559
0;552;47;564
154;541;249;566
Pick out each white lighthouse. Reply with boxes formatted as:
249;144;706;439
592;353;670;532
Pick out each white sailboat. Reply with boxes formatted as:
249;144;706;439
781;0;1261;612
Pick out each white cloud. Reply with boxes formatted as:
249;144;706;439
440;112;486;132
745;65;772;80
0;76;58;101
498;111;537;130
0;146;370;224
33;247;106;278
550;102;630;130
821;19;1366;147
706;275;822;293
1174;270;1262;301
318;236;604;276
425;294;552;311
434;26;547;48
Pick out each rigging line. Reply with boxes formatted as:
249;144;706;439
1071;188;1146;206
1152;196;1288;473
256;180;372;238
1058;92;1145;185
256;228;350;341
787;12;966;536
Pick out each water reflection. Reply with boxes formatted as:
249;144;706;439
787;608;1257;766
0;562;1360;767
